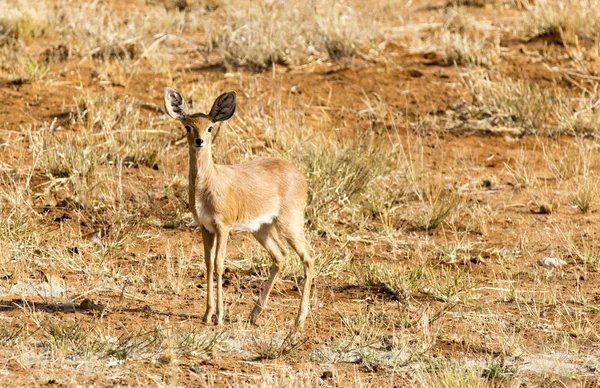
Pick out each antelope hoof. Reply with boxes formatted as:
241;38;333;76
247;314;259;326
202;311;214;323
294;318;305;331
248;306;262;324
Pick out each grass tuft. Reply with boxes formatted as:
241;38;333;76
358;263;425;299
423;184;459;231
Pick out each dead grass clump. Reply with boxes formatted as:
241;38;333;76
464;71;600;135
542;142;584;181
318;2;372;62
301;135;386;230
554;226;600;270
0;1;53;46
209;1;378;69
481;356;516;380
422;184;459;230
0;167;39;263
558;92;600;135
0;0;203;63
249;331;305;360
315;310;414;372
461;202;492;235
407;29;499;68
0;49;51;84
441;32;497;67
427;267;468;303
358;263;425;299
570;175;598;213
444;7;476;34
209;3;306;69
523;0;600;43
148;245;195;295
27;126;97;181
0;15;38;45
43;321;100;360
464;72;558;132
70;94;168;169
532;186;561;214
504;150;537;188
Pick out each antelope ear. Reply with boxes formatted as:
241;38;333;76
208;91;236;122
164;87;187;120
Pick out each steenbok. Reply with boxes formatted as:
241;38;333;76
164;88;314;329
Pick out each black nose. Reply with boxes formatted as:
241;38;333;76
194;138;204;146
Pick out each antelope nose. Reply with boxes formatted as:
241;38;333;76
195;138;204;146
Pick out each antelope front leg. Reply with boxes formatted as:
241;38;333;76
201;227;216;323
215;227;230;326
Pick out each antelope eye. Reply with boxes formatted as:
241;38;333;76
207;126;213;133
184;125;192;133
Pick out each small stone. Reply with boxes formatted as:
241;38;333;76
538;257;567;268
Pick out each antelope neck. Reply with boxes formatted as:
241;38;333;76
188;144;215;199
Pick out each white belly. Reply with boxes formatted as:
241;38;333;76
232;212;277;232
193;211;277;233
192;212;216;233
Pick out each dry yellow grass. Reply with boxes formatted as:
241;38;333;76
1;0;600;386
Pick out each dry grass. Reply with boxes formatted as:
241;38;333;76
357;262;425;299
463;72;558;132
523;0;600;43
208;1;380;69
1;0;600;386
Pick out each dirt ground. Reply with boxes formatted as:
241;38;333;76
1;0;600;386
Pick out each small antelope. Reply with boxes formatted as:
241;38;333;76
164;88;314;329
